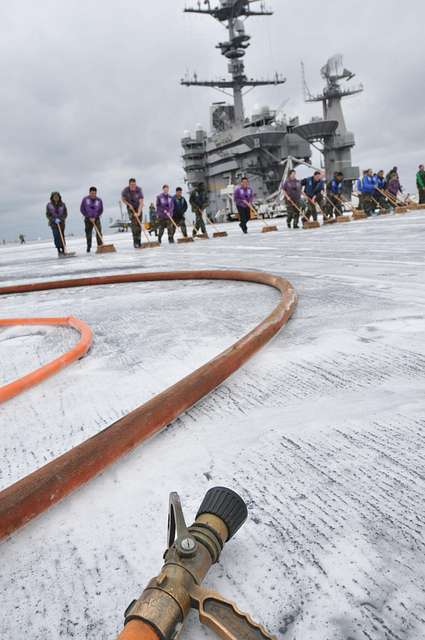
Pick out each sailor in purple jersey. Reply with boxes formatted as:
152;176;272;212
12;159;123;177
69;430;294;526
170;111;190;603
80;187;104;252
156;185;175;244
387;174;402;201
234;177;255;234
121;178;145;248
45;191;68;255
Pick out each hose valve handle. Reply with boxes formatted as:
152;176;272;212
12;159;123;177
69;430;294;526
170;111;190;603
119;488;275;640
168;492;197;558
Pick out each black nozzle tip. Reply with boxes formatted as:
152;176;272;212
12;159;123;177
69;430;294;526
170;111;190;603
196;486;248;541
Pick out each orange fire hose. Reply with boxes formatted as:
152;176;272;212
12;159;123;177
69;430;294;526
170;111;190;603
0;317;92;403
117;620;160;640
0;271;297;541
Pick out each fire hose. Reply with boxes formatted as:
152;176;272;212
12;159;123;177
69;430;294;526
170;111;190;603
0;270;297;638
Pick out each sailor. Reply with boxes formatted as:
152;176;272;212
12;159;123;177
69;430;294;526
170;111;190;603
416;164;425;204
301;171;324;222
121;178;145;248
325;172;344;218
172;187;189;239
387;172;402;203
148;202;158;236
386;166;398;184
374;170;391;210
189;183;208;237
360;169;377;216
80;187;104;252
156;185;175;244
355;170;367;211
233;176;255;234
45;191;68;256
282;170;302;229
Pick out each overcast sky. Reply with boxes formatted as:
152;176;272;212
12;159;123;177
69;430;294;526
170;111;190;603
0;0;423;242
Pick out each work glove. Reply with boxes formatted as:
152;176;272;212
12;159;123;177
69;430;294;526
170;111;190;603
54;218;61;224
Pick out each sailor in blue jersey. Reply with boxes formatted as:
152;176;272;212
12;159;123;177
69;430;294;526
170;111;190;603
325;172;344;218
374;170;391;210
301;171;324;222
360;169;378;216
355;170;367;212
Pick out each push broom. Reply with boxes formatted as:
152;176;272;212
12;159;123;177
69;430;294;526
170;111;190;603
192;207;209;239
249;204;278;233
303;195;322;228
92;220;116;253
377;188;408;213
321;194;338;223
166;214;194;244
56;222;76;258
323;194;351;223
283;193;316;229
206;214;228;238
134;213;160;249
335;194;367;219
370;195;390;215
117;487;276;640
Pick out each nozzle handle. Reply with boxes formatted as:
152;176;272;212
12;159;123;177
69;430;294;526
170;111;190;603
196;487;248;541
191;586;277;640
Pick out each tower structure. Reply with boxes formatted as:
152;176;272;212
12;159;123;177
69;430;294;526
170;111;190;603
181;1;286;125
180;1;313;215
305;54;363;182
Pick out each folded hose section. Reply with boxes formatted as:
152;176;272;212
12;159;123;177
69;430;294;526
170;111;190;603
0;270;297;540
0;317;93;404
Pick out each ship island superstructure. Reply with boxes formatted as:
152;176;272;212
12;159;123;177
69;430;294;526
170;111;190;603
181;1;362;214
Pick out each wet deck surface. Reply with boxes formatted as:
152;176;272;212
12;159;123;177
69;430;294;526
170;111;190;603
1;213;425;639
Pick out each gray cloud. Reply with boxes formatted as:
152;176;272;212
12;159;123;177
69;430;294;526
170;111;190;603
0;0;423;241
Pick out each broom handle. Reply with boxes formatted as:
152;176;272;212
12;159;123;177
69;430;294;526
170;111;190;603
134;212;151;243
305;193;326;216
249;204;269;226
92;219;104;242
166;213;178;229
387;189;406;206
377;188;397;205
335;194;354;211
385;190;400;205
283;193;308;221
55;222;67;249
205;213;220;232
323;193;340;215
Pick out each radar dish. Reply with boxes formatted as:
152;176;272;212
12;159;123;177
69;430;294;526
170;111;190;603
321;54;343;82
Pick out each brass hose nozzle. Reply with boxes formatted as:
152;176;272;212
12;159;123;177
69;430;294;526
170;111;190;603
118;487;276;640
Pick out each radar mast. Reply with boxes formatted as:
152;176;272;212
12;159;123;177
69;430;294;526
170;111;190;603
181;0;286;125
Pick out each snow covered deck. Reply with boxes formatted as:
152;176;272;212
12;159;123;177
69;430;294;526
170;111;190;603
1;213;425;639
